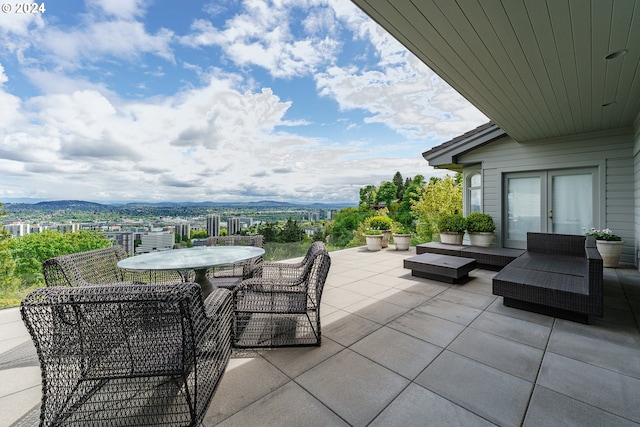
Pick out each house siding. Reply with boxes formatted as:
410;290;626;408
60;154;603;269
634;112;640;269
458;129;635;265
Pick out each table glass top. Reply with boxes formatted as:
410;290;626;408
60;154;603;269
117;246;265;270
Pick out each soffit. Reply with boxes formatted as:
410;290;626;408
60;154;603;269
351;0;640;142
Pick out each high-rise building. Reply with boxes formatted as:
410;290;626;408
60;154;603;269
227;217;240;235
104;231;135;256
206;214;220;237
175;223;191;240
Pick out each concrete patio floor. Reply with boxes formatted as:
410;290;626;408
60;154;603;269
2;245;640;426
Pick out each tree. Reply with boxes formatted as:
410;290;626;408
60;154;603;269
8;229;110;286
375;181;398;207
411;174;463;242
0;203;20;296
327;206;373;247
359;185;377;207
190;229;208;239
260;222;278;242
280;218;303;243
392;171;404;200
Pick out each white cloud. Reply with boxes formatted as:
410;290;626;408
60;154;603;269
85;0;148;20
41;21;174;67
181;0;339;78
0;1;481;204
316;1;488;141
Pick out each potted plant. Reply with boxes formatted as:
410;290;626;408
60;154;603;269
392;224;412;251
363;230;384;251
465;212;496;247
585;228;623;267
368;215;393;248
437;214;466;244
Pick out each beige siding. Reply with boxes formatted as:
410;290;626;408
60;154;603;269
460;129;635;265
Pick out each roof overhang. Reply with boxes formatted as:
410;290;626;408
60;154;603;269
422;122;505;171
351;1;640;142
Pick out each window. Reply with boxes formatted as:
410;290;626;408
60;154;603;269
468;172;482;213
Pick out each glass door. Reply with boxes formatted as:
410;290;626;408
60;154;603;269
548;170;594;235
504;168;597;248
505;173;544;248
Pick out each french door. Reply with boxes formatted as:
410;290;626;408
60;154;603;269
504;168;598;248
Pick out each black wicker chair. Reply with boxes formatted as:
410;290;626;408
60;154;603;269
42;245;186;287
21;283;232;426
233;242;331;348
205;235;264;289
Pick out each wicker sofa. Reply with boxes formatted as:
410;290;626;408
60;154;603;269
492;232;603;324
42;245;186;287
21;283;232;426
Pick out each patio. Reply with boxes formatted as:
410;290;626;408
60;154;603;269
2;246;640;426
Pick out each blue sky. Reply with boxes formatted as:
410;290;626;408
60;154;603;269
0;0;487;204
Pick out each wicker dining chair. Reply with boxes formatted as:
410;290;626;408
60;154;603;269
233;242;331;348
205;235;264;289
21;283;232;427
42;245;186;287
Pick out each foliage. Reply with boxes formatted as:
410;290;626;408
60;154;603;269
259;222;279;242
367;215;393;230
393;171;405;200
465;212;496;232
280;218;304;242
375;181;398;207
0;202;21;302
1;228;110;307
437;214;466;232
584;228;622;241
190;229;208;239
411;174;463;242
328;206;374;247
8;230;110;285
359;185;377;207
395;174;425;227
392;223;412;235
364;230;382;235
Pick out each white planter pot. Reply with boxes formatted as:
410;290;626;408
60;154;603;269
380;230;391;248
439;232;464;245
468;231;494;247
364;234;383;251
595;240;624;267
392;234;411;251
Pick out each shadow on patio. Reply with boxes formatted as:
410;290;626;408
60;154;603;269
2;246;640;426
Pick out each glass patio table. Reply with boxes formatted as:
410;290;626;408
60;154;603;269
117;246;265;299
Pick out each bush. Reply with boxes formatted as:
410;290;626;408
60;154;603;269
437;214;466;232
393;223;412;234
465;212;496;232
364;230;382;235
368;215;393;230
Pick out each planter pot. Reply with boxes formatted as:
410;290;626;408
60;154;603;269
392;234;411;251
439;232;464;245
468;231;494;247
380;230;392;248
364;234;383;251
595;240;624;268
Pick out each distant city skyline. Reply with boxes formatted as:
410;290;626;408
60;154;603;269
0;1;486;204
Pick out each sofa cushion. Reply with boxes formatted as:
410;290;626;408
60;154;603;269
509;253;586;277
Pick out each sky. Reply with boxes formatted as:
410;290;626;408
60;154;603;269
0;0;487;204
